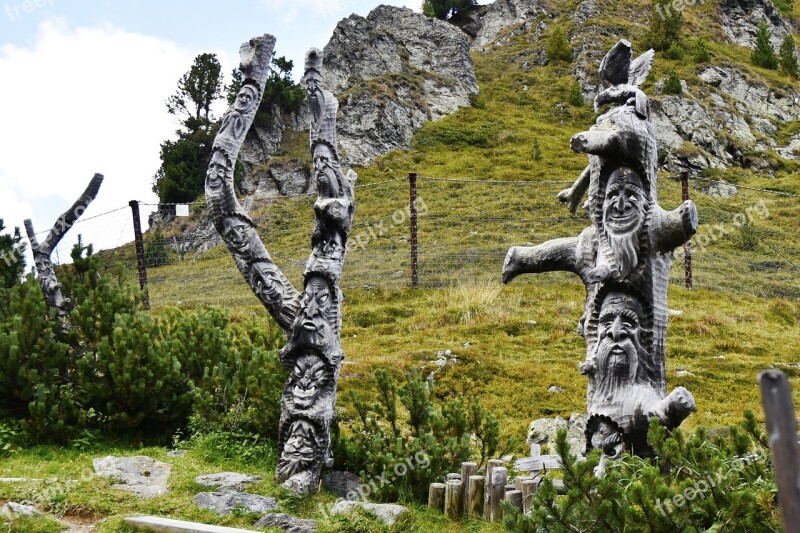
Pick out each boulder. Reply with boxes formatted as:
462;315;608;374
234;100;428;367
193;491;278;516
329;501;409;526
254;513;318;533
527;414;586;455
719;0;794;52
194;472;263;492
703;180;738;198
472;0;549;49
93;455;171;499
1;502;42;519
322;471;362;499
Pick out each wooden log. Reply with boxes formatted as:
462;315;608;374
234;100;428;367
520;478;538;513
759;370;800;533
490;466;508;523
466;475;484;518
428;483;446;512
505;489;523;513
444;479;463;520
504;484;516;495
446;472;462;482
483;459;503;518
514;455;563;472
460;462;477;515
514;475;532;491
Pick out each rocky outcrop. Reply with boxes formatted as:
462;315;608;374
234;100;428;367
472;0;548;49
323;5;478;165
240;159;314;198
719;0;794;51
239;104;310;180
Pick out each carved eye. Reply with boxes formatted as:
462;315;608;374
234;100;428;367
317;292;329;305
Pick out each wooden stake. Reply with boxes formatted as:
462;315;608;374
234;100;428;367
445;479;463;520
520;478;538;513
483;459;503;518
460;462;477;517
466;475;484;518
490;466;508;522
505;489;523;513
428;482;445;512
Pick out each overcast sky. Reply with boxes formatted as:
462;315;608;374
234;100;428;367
0;0;425;264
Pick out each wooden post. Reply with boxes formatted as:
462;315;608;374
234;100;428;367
520;478;538;513
129;200;150;310
483;459;503;518
409;172;419;289
680;170;693;289
428;483;446;512
505;489;523;513
490;466;508;522
759;369;800;533
446;472;462;482
460;462;477;516
444;479;463;519
466;475;484;518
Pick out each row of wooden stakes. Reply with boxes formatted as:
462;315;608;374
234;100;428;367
427;459;564;522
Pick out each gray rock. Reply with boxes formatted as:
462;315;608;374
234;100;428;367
329;501;408;526
93;455;171;499
1;502;42;519
125;516;257;532
472;0;548;49
254;513;318;533
323;5;478;165
166;450;187;458
548;385;564;393
719;0;794;52
193;491;278;516
527;416;568;445
322;471;362;499
194;472;263;492
704;180;738;198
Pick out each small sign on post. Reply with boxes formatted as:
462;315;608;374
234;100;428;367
175;204;190;217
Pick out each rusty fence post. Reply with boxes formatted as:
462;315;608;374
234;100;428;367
758;369;800;533
681;170;693;289
129;200;150;310
409;173;419;289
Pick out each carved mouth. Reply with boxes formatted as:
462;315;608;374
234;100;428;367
606;213;639;233
302;319;317;331
293;386;317;399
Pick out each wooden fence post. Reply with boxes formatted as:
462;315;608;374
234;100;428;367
129;200;150;310
409;172;419;289
759;369;800;533
680;170;693;289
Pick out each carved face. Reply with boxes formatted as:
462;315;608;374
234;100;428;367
252;262;284;305
313;143;342;198
292;276;333;348
206;151;230;192
289;355;329;410
221;217;253;255
589;418;624;457
603;168;646;236
594;291;647;397
305;70;323;98
233;85;258;114
278;420;318;479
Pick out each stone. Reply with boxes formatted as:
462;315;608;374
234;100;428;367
254;513;318;532
193;491;278;516
1;502;42;519
472;0;549;49
548;385;564;393
719;0;794;52
704;180;738;198
93;455;171;499
194;472;262;492
329;501;409;526
206;40;355;496
124;516;258;533
323;6;478;165
166;450;187;458
322;471;362;499
527;416;568;445
506;40;697;460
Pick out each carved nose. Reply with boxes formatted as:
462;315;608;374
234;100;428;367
616;193;626;211
608;316;626;342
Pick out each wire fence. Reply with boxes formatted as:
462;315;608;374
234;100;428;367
41;174;800;308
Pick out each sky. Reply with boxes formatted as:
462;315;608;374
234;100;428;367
0;0;424;265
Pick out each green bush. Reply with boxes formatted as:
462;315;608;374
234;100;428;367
751;20;778;70
566;79;584;107
665;42;684;60
334;368;505;503
531;137;543;161
779;35;799;78
645;0;684;52
662;69;683;95
692;38;712;63
546;26;573;63
503;412;779;532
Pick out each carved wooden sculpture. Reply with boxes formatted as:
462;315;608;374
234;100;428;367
24;173;104;320
205;38;355;495
503;40;698;458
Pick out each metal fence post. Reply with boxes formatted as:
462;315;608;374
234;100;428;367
409;173;419;289
758;370;800;532
681;170;693;289
129;200;150;310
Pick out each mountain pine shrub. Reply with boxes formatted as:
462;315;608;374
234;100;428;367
779;35;799;78
645;0;684;52
692;38;712;63
662;69;683;95
546;26;573;63
751;20;778;70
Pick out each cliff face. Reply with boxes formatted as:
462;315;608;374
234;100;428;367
323;5;479;166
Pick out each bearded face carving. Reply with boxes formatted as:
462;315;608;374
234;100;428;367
288;355;329;411
278;420;318;480
600;168;649;279
306;69;324;127
291;276;333;348
593;291;648;402
313;143;345;199
222;217;254;256
252;262;285;305
206;150;231;193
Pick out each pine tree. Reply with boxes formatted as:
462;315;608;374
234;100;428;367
546;26;573;63
693;37;712;63
751;20;778;70
645;0;684;51
779;34;799;78
0;219;25;289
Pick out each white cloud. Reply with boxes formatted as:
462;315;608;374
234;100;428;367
259;0;422;25
0;19;204;264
